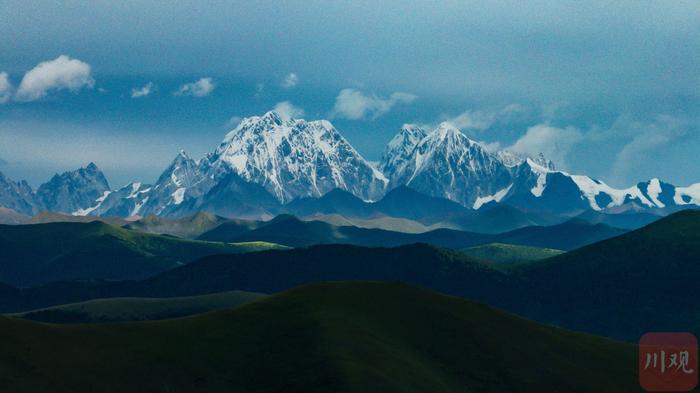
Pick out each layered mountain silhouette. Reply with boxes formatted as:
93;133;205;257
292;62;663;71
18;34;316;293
1;111;698;225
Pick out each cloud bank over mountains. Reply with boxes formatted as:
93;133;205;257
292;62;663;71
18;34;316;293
0;2;697;188
331;89;417;120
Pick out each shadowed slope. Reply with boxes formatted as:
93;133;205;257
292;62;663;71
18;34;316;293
0;282;639;393
0;221;282;287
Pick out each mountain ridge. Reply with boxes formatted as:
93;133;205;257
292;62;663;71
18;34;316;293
1;112;699;220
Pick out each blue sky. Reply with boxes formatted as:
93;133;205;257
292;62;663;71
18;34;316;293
0;1;698;188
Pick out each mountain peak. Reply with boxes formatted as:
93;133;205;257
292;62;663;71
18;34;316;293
383;121;511;207
400;123;425;133
532;153;555;171
434;121;461;136
525;156;555;173
496;150;523;167
379;124;428;175
428;122;476;147
36;164;111;214
213;112;387;203
260;110;285;125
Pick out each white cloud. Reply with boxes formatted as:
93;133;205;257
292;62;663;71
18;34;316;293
609;115;688;184
0;72;12;103
481;141;502;153
14;55;94;102
508;123;583;169
447;110;496;131
281;73;299;89
446;104;527;131
174;77;215;97
272;101;304;121
131;82;156;98
226;116;243;128
331;88;417;120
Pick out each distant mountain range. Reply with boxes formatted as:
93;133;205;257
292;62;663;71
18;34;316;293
2;210;698;342
0;211;619;288
197;213;625;251
1;111;698;225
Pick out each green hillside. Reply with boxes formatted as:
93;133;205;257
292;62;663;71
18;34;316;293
0;221;284;287
2;210;697;341
305;213;446;233
511;208;700;340
28;211;130;226
196;217;265;241
13;290;265;323
461;243;564;264
124;212;230;239
200;214;623;250
0;282;639;393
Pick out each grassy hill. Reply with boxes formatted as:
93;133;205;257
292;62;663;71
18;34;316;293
461;243;564;264
0;282;639;393
304;213;446;233
200;214;624;251
124;212;230;239
2;210;697;341
196;217;264;241
575;210;663;230
14;290;266;323
0;221;284;287
495;218;626;250
28;211;130;226
439;204;564;234
511;208;700;340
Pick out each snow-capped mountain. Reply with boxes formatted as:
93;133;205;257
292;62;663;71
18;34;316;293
86;151;218;218
1;111;699;221
211;111;387;203
0;171;38;215
137;150;217;216
88;181;152;217
497;150;555;170
482;157;700;215
35;163;111;214
378;124;427;176
380;122;700;214
383;122;512;207
86;112;389;218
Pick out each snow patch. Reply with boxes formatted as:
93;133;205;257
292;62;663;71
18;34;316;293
646;178;665;208
570;175;654;210
674;183;700;205
171;187;186;205
72;190;112;216
530;174;547;197
473;184;513;209
131;196;149;216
